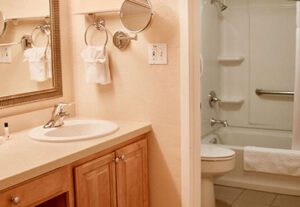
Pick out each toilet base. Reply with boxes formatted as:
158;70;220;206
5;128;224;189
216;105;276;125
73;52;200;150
201;177;215;207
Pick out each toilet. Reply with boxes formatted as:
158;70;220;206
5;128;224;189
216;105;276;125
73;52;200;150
201;144;236;207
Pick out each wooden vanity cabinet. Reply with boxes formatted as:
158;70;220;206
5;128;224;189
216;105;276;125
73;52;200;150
0;136;149;207
74;138;148;207
0;166;74;207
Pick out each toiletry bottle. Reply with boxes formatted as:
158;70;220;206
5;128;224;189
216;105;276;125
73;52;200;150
4;122;10;140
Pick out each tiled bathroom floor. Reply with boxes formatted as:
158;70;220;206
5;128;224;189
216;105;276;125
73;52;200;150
215;185;300;207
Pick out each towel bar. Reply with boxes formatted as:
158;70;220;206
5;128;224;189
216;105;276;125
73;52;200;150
255;89;294;96
0;42;19;47
0;35;32;50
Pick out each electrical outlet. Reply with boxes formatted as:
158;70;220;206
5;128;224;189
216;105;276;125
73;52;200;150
148;43;168;65
0;47;12;63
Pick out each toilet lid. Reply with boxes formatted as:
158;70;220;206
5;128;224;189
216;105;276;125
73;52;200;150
201;144;235;160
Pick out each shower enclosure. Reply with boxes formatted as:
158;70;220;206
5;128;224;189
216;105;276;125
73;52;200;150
200;0;300;195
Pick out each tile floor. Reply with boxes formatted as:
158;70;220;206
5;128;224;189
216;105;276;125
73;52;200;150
215;185;300;207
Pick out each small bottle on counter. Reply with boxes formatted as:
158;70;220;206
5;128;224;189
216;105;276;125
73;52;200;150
4;122;10;141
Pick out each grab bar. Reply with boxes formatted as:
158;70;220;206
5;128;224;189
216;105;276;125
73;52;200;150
255;89;294;97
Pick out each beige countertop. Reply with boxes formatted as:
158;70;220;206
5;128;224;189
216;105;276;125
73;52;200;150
0;120;151;191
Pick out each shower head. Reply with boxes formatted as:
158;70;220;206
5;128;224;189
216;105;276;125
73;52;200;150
211;0;228;12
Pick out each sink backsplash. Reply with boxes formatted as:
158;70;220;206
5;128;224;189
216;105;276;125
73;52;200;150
0;105;75;135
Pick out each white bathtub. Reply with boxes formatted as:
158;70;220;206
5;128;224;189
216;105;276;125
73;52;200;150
202;127;300;196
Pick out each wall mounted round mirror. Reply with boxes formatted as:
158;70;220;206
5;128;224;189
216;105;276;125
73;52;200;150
120;0;153;33
114;0;153;49
0;11;7;37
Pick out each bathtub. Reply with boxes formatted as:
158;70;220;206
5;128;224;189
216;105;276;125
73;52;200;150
202;127;300;196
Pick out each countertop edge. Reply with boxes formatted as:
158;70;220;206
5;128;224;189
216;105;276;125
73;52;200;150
0;123;152;191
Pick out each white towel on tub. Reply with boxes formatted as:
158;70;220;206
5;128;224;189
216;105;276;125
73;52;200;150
244;146;300;177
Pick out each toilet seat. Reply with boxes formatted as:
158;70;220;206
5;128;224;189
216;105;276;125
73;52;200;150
201;144;235;161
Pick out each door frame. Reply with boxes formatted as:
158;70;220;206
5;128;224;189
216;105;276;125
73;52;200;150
179;0;201;206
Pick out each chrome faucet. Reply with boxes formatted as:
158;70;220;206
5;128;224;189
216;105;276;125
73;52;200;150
43;103;71;128
210;118;228;127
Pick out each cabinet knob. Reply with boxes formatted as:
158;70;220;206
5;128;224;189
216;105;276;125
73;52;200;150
121;155;125;160
11;196;21;205
114;157;120;163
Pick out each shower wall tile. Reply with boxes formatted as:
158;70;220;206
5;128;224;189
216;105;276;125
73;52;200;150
249;0;295;8
219;1;251;127
248;4;295;129
219;0;296;130
201;2;222;135
226;0;248;9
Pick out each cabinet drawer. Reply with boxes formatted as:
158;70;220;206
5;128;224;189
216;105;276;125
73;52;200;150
0;167;69;207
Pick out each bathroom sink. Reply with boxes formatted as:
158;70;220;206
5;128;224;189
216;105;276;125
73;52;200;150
29;119;119;142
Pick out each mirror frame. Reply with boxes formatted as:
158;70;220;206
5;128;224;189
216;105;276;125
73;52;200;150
0;0;62;108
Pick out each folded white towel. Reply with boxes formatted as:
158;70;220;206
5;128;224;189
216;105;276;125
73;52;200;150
244;146;300;177
24;47;52;82
81;46;111;85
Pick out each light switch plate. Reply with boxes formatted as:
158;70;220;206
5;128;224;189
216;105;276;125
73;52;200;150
148;43;168;65
0;47;12;63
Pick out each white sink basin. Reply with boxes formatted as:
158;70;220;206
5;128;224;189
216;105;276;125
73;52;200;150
29;119;119;142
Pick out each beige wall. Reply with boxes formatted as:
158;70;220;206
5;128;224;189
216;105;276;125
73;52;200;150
71;0;181;206
0;0;74;133
1;0;49;19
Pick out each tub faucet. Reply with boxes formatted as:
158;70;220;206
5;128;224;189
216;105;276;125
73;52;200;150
44;103;71;128
210;118;228;127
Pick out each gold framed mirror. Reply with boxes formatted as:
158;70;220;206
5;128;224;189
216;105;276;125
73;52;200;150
0;0;62;108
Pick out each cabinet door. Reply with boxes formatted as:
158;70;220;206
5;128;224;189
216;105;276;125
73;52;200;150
116;139;148;207
74;152;117;207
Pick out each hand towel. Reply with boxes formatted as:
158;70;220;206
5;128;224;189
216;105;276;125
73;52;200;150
244;146;300;177
81;46;111;85
24;47;52;82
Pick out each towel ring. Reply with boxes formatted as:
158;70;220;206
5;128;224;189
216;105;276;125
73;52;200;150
84;22;108;47
30;24;51;47
30;24;51;57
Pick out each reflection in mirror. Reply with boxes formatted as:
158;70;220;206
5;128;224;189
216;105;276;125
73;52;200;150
120;0;153;33
0;11;7;37
0;0;62;108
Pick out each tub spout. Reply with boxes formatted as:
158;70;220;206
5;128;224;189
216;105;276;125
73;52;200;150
210;118;229;127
